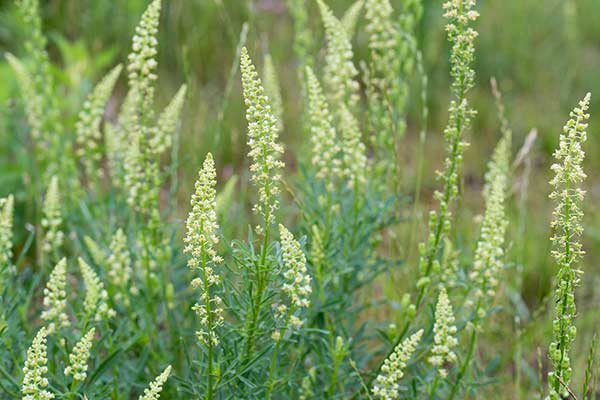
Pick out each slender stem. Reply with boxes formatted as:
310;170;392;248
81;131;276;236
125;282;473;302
327;345;343;399
428;374;440;400
201;249;214;400
242;221;270;364
367;42;468;393
265;311;293;399
68;378;78;400
448;321;478;400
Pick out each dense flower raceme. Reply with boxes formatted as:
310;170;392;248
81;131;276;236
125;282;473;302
64;328;95;382
339;103;368;189
305;66;342;188
317;0;360;111
184;153;224;346
21;327;54;400
107;228;134;297
364;0;422;165
123;0;163;216
372;329;423;399
83;236;106;266
75;64;122;181
79;258;115;321
277;224;312;328
428;287;458;377
469;128;511;313
41;258;69;331
0;194;14;273
341;0;364;38
139;365;172;400
151;84;187;155
12;0;63;176
262;53;284;133
240;47;285;230
127;0;161;115
547;93;591;400
41;176;64;258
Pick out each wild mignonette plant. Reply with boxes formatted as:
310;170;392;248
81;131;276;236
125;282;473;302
364;0;422;181
546;93;591;400
1;0;598;398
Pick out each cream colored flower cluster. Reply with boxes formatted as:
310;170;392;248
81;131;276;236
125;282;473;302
428;288;458;377
305;66;342;187
240;47;285;229
372;330;423;399
0;194;14;271
76;64;122;181
127;0;161;113
339;104;368;189
21;327;54;400
262;54;284;133
185;153;224;346
64;328;95;382
150;84;188;155
279;225;312;323
107;229;133;296
41;176;64;258
317;0;360;110
469;130;511;311
79;258;115;321
41;258;70;331
138;365;172;400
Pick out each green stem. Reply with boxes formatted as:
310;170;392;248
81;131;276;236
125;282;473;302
265;312;293;399
201;249;215;400
242;222;270;365
448;320;478;400
366;41;468;395
428;374;440;400
68;378;78;400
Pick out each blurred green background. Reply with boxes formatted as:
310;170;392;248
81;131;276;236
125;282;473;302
1;0;599;394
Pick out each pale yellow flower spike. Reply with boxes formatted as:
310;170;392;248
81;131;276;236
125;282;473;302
278;224;312;328
240;47;285;230
184;153;224;346
305;66;342;188
79;258;115;322
151;84;188;155
339;103;368;189
41;176;63;259
428;287;458;378
372;329;423;400
76;64;123;181
0;194;15;273
21;327;54;400
547;93;591;400
64;328;95;382
138;365;172;400
262;53;284;133
317;0;360;110
41;258;69;332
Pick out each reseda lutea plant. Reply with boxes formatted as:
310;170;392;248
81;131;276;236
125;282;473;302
2;0;598;399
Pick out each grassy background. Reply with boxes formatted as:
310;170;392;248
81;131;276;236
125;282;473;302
1;0;599;396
